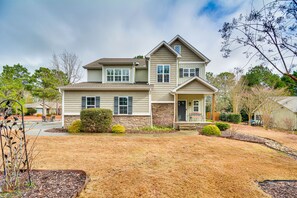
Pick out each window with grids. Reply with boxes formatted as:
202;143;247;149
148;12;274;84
157;65;170;83
106;69;129;82
183;68;195;77
193;100;199;112
119;97;128;114
86;97;96;108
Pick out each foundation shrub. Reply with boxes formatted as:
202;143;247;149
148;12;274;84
215;122;230;131
80;108;112;133
68;119;81;133
112;124;126;133
201;125;221;136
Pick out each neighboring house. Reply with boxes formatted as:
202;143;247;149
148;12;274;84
25;102;61;115
254;96;297;130
59;35;218;129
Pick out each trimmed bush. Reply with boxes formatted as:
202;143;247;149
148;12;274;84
215;122;230;131
80;108;112;133
68;119;82;133
25;108;37;116
112;124;126;133
201;125;221;136
230;114;242;124
219;113;242;124
219;113;227;121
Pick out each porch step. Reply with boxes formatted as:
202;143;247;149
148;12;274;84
179;124;197;130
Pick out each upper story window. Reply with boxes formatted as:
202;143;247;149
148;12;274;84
179;68;199;78
183;68;195;77
174;45;181;54
107;68;129;82
157;65;170;83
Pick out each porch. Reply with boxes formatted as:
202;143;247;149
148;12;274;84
170;77;218;129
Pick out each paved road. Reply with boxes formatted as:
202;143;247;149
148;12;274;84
25;121;69;136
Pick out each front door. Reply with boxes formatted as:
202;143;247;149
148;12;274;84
178;101;186;121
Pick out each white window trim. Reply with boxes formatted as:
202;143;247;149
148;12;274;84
183;68;195;77
106;68;130;82
156;64;170;83
174;45;181;54
86;96;96;109
193;100;200;112
118;96;129;115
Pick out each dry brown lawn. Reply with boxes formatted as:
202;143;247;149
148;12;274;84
233;124;297;150
30;132;297;198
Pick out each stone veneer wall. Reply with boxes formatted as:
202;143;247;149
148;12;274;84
64;115;80;128
152;103;174;127
64;115;151;129
113;116;151;129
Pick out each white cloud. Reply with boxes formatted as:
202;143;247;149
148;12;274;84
0;0;268;80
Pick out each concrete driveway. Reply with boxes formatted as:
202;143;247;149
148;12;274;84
25;121;69;136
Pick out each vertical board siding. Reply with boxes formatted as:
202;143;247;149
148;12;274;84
150;46;177;101
170;40;204;62
64;91;149;114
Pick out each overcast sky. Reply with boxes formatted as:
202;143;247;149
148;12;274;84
0;0;268;81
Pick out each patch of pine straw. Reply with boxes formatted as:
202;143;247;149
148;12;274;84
30;133;297;198
232;124;297;150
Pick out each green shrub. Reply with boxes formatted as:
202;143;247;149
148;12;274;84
215;122;230;131
201;125;221;136
68;119;82;133
80;108;112;133
25;108;37;116
230;114;242;124
112;124;126;133
219;113;227;121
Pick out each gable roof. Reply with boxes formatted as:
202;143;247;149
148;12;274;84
59;82;153;91
272;97;297;113
171;76;218;93
83;58;146;69
145;41;182;58
168;35;210;63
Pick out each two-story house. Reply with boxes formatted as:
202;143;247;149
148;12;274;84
59;35;218;129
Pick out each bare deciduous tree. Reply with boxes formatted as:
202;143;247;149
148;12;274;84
220;0;297;82
52;50;82;84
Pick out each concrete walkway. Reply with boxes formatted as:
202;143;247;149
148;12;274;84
25;121;69;136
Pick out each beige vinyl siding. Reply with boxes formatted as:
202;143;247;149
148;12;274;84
135;70;148;82
170;40;204;62
87;70;102;82
64;91;149;115
179;63;206;84
177;80;213;93
150;46;177;101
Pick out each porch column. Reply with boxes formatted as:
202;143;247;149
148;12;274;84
212;94;216;121
174;94;178;123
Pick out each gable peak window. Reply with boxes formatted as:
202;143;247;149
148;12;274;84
106;68;130;82
157;65;170;83
174;45;181;54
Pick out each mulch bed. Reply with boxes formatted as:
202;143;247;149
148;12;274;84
258;180;297;198
0;170;88;198
44;128;68;133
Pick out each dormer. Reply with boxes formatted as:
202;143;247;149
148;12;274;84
83;58;148;83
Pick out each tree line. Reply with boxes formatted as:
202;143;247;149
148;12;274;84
0;51;82;116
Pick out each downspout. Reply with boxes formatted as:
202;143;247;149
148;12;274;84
149;88;153;127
